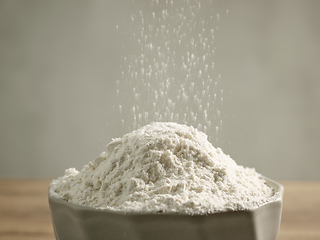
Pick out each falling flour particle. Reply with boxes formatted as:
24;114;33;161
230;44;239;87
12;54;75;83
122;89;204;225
116;1;224;141
50;122;274;214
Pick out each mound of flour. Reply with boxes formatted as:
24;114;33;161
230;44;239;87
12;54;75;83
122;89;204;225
50;122;273;214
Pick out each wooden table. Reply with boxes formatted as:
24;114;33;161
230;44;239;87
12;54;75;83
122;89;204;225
0;180;319;240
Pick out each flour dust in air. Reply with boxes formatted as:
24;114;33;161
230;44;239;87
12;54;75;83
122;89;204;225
115;0;224;144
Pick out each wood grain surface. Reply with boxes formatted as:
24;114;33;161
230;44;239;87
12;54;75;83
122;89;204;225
0;179;319;240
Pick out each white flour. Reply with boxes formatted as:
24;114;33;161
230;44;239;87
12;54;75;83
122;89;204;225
50;122;273;214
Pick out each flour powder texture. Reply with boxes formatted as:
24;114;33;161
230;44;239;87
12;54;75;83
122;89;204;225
50;122;274;214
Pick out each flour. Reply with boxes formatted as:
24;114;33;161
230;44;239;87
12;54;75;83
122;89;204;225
50;122;273;214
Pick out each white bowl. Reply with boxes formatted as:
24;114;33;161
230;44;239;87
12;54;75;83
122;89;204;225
48;177;283;240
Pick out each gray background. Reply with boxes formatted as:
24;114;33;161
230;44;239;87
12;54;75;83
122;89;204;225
0;0;319;180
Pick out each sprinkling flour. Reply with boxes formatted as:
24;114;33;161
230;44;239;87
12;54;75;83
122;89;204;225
50;122;274;214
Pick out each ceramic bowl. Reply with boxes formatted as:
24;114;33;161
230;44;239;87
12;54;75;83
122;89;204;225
48;177;283;240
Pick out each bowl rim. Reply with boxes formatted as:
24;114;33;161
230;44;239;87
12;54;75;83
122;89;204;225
48;176;284;216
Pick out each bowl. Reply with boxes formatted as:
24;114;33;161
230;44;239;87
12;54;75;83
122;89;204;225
48;177;283;240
